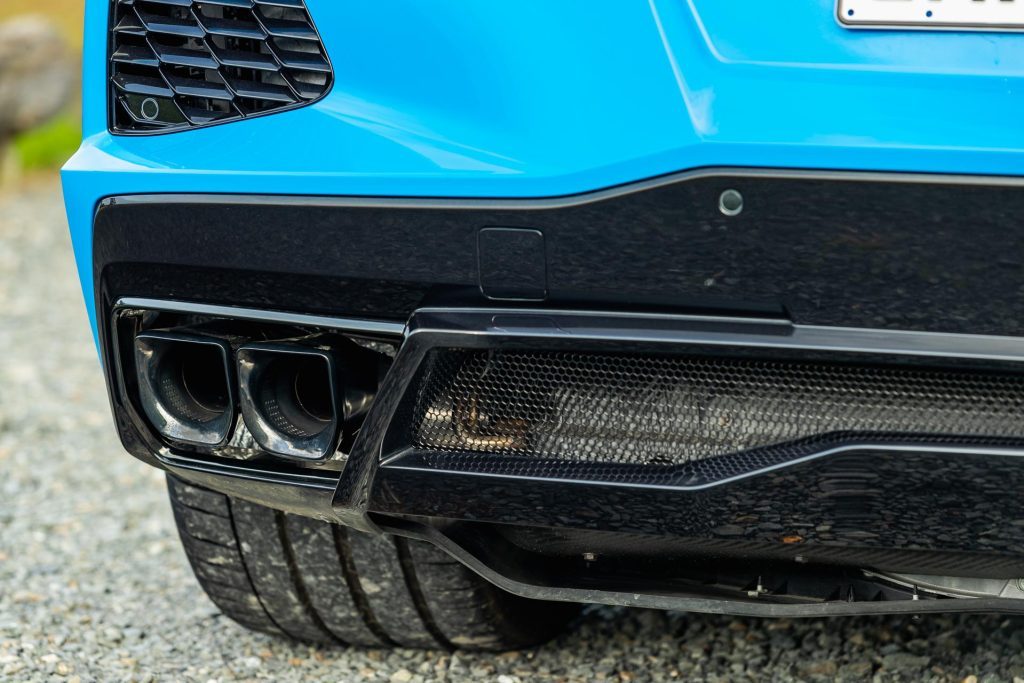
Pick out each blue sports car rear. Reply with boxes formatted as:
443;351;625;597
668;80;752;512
61;0;1024;649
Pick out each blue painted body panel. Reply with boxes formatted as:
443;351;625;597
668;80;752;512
64;0;1024;336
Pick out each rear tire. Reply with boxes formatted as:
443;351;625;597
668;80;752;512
167;475;577;650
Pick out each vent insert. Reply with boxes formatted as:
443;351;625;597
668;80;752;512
109;0;333;133
404;349;1024;478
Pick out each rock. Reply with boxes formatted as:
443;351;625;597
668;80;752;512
0;17;76;141
838;662;873;678
798;659;837;678
880;653;931;671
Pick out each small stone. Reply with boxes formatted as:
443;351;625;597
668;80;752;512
881;654;930;671
799;660;837;677
839;662;873;678
390;669;413;683
3;662;26;676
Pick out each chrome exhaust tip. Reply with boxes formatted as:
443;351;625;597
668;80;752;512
236;343;346;461
133;331;235;447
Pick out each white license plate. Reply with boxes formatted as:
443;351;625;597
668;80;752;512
838;0;1024;31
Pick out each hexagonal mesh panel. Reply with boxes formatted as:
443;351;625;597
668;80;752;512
109;0;332;133
406;349;1024;470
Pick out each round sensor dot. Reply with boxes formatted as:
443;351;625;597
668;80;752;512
140;97;160;121
718;189;744;217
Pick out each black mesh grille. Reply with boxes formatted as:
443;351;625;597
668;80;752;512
109;0;332;133
405;349;1024;477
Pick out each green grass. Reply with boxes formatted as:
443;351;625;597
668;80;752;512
13;111;81;172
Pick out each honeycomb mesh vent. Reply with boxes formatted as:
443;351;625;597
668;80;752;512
109;0;332;133
407;349;1024;471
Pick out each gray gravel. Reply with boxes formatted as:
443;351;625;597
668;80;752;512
5;181;1024;682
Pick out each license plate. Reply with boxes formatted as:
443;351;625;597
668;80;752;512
838;0;1024;32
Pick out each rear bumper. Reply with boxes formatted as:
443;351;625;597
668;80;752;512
91;171;1024;616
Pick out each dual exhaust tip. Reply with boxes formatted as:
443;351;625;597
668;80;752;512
134;332;361;461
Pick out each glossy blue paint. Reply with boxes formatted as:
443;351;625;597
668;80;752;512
64;0;1024;337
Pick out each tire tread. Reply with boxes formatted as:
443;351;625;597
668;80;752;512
167;475;576;650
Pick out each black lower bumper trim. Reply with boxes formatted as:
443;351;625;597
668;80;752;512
95;168;1024;337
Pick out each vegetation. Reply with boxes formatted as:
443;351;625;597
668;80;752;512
14;111;81;172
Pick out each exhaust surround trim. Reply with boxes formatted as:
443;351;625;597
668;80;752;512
133;330;236;446
237;342;343;462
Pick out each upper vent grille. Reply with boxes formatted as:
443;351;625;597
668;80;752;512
109;0;333;133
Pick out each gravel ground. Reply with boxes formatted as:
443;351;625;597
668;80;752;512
4;181;1024;682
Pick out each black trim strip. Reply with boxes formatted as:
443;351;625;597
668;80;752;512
409;307;1024;363
100;166;1024;208
119;297;406;338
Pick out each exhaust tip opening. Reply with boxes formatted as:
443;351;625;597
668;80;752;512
133;332;235;446
237;345;340;461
